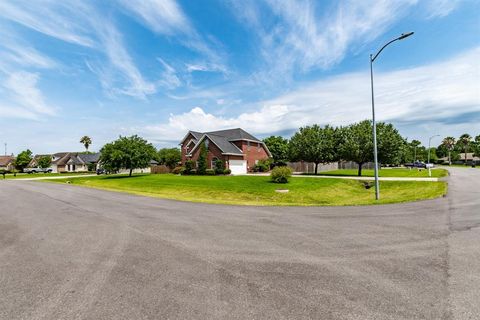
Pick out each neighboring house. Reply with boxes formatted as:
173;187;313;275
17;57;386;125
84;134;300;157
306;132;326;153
0;155;15;171
117;160;159;174
51;152;100;173
180;128;271;174
438;153;479;165
28;154;53;169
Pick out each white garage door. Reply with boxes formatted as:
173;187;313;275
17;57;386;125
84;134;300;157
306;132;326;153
229;160;247;175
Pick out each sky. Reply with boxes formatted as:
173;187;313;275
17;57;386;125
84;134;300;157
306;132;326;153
0;0;479;155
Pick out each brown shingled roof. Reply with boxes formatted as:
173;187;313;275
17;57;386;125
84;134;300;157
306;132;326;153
0;155;15;166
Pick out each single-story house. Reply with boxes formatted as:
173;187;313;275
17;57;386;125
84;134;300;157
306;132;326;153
28;154;52;168
117;160;159;174
0;155;15;171
51;152;100;173
439;152;479;165
180;128;271;174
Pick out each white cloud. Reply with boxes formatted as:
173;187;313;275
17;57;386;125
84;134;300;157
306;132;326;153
0;1;155;100
97;23;156;99
142;47;480;143
118;0;227;75
0;27;57;71
424;0;460;19
118;0;192;35
0;1;95;47
230;0;419;78
157;58;181;89
1;71;56;118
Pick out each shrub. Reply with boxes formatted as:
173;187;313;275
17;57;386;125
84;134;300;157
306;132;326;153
214;159;225;174
253;158;272;172
206;169;215;175
151;164;170;174
172;166;184;174
270;166;292;183
223;168;231;175
184;160;195;175
197;143;207;175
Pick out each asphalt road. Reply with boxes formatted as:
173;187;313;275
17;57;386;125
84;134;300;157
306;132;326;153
0;167;478;320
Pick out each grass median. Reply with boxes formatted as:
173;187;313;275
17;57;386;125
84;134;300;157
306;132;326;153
314;168;448;178
44;174;447;206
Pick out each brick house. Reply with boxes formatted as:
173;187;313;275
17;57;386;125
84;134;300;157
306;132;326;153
180;128;271;174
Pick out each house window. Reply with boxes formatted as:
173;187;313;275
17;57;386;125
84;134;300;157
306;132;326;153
247;140;250;150
211;157;218;169
257;143;261;152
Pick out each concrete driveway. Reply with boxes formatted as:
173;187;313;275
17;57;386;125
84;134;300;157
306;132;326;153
0;167;478;319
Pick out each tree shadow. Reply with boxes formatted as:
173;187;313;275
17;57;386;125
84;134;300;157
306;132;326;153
102;175;144;180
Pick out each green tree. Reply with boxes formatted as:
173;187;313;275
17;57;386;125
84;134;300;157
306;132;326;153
157;148;181;169
197;142;207;175
474;135;480;158
80;136;92;151
376;122;405;165
37;156;52;169
338;120;404;176
289;124;337;175
410;140;422;162
458;133;472;164
214;159;225;174
337;121;373;176
99;135;157;176
441;136;456;165
263;136;288;163
14;149;33;172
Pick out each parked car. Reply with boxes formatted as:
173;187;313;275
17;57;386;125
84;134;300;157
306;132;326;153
405;161;426;169
24;167;53;174
96;168;105;175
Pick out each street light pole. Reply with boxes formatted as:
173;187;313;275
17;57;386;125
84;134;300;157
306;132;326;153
370;32;414;200
427;134;440;177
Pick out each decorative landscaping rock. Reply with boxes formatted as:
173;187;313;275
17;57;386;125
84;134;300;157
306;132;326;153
275;189;289;193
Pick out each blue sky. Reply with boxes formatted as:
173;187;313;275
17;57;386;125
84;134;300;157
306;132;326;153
0;0;479;154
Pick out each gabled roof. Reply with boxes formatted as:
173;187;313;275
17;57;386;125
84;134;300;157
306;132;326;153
28;154;52;167
180;130;203;145
183;128;271;157
78;153;100;163
0;155;15;166
206;128;261;142
53;152;100;165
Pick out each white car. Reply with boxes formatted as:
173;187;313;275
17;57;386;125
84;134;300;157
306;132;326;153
24;167;53;173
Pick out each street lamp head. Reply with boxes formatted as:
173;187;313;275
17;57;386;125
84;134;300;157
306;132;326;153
398;32;414;40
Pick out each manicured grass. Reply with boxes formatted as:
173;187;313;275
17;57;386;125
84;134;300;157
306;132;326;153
315;168;448;178
45;174;447;206
2;172;94;179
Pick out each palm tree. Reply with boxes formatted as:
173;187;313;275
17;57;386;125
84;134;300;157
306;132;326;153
442;136;455;165
80;136;92;151
458;133;472;165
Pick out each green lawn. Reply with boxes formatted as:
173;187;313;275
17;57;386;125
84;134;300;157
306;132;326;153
44;174;447;206
2;172;94;179
314;168;448;178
